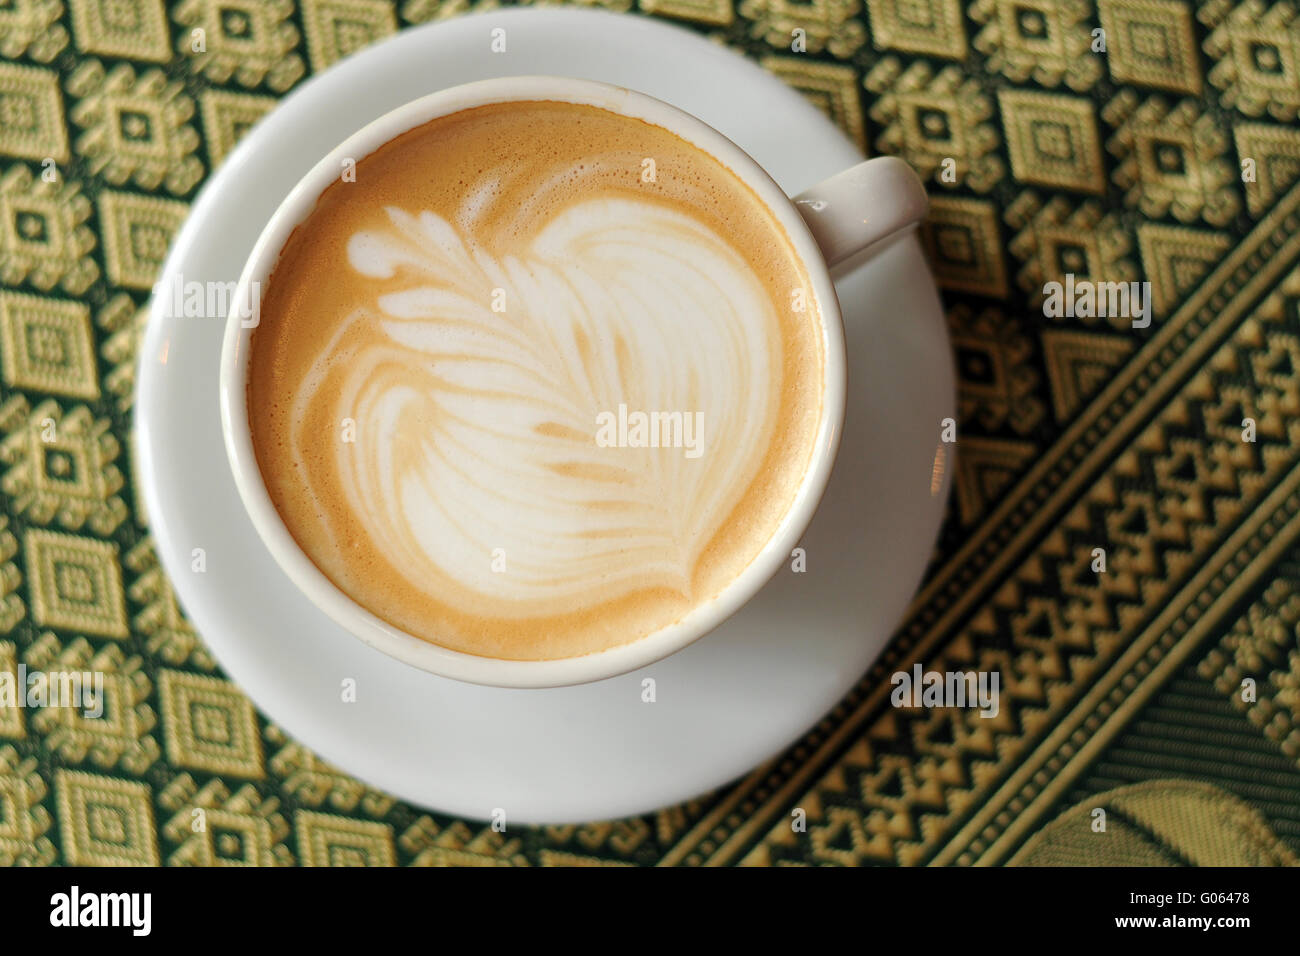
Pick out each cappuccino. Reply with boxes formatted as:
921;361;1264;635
248;100;824;660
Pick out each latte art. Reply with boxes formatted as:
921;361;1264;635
249;101;824;660
312;196;777;609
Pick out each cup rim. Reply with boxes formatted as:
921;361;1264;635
217;75;847;688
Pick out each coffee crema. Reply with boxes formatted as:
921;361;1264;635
249;100;825;660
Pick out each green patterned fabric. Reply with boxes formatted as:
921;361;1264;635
2;0;1300;866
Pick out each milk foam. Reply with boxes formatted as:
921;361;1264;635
249;101;823;660
303;197;778;611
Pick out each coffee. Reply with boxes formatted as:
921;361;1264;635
248;100;824;660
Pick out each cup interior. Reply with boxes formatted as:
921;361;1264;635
218;75;847;687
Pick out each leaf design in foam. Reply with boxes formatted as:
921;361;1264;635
301;199;780;617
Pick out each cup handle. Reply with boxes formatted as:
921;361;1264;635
792;156;929;272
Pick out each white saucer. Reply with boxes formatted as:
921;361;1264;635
134;8;954;824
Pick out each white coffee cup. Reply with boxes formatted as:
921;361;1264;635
219;75;927;688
